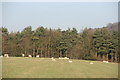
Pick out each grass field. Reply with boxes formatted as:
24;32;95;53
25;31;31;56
2;57;118;78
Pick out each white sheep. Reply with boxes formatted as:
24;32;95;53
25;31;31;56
28;55;32;57
22;54;25;57
51;57;56;61
58;57;63;59
90;62;93;64
51;57;54;59
68;60;72;63
52;59;56;61
64;57;69;59
0;55;3;58
4;54;9;58
4;54;7;57
103;60;106;63
7;55;9;58
106;61;109;63
103;60;109;63
36;55;39;58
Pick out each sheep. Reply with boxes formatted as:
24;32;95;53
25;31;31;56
52;59;56;61
36;55;39;58
64;57;69;59
59;57;69;60
0;55;3;58
103;60;106;63
103;60;109;63
106;61;109;63
51;57;56;61
64;57;67;58
68;60;72;63
4;54;9;58
6;55;9;58
51;57;54;59
58;57;63;59
4;54;7;57
28;55;32;57
90;62;94;64
22;54;25;57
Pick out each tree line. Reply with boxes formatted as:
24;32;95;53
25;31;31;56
1;22;119;62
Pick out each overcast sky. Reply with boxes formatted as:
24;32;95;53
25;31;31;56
1;2;118;32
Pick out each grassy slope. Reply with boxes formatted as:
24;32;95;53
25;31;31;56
2;57;118;78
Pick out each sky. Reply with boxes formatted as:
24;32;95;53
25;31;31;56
0;3;2;28
1;2;118;32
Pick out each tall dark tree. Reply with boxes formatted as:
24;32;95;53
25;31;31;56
1;22;119;62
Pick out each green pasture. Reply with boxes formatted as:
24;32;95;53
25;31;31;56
2;57;118;78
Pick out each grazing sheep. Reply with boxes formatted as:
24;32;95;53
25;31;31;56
0;55;3;57
68;60;72;63
64;57;67;58
103;60;109;63
106;61;109;63
59;57;69;60
64;57;69;59
90;62;93;64
7;55;9;58
4;54;7;57
22;54;25;57
59;57;63;59
36;55;39;58
51;57;56;61
51;57;54;59
52;59;56;61
4;54;9;58
28;55;32;57
103;60;106;63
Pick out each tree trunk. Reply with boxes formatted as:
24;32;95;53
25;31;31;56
37;48;39;55
102;55;105;61
60;51;62;57
106;54;108;61
25;50;27;57
115;54;117;62
47;46;49;58
32;49;35;57
111;55;114;62
50;45;51;58
41;48;42;57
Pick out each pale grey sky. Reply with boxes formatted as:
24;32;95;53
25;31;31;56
1;2;118;32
